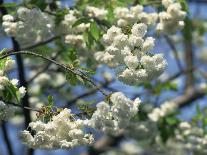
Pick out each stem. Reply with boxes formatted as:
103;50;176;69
4;35;62;55
0;51;108;96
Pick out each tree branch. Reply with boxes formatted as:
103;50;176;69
1;121;14;155
172;87;206;107
67;79;114;106
0;51;108;97
4;35;62;55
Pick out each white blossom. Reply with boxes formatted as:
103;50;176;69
0;101;16;120
148;101;177;122
2;7;54;46
20;108;94;149
85;6;108;20
89;92;141;135
157;1;186;34
95;22;167;85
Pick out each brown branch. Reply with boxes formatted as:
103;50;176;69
172;87;206;107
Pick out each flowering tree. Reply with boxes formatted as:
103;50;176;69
0;0;207;155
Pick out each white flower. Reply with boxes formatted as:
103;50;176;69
0;101;16;120
124;56;138;70
142;37;155;52
131;23;147;37
3;7;54;46
89;92;141;135
85;6;108;20
157;0;186;34
162;0;175;8
19;86;26;98
3;15;14;22
20;108;94;149
11;79;19;86
148;101;177;122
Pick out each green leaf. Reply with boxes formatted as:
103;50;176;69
72;17;91;28
55;9;69;25
1;2;17;8
80;67;96;75
178;0;189;12
83;31;94;49
90;22;100;41
139;0;145;5
65;72;78;86
3;83;19;103
47;95;54;107
107;6;115;23
30;0;47;10
76;75;85;84
166;117;179;125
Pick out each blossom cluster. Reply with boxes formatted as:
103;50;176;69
148;101;177;122
114;4;158;27
0;101;16;120
85;6;108;20
95;23;167;85
175;122;207;154
89;92;141;135
0;57;26;120
2;7;54;46
20;108;94;149
156;0;186;34
59;9;89;48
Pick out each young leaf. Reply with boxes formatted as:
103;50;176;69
90;22;100;41
72;17;91;28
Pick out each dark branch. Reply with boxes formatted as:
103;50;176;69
1;122;14;155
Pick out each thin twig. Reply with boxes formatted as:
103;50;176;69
164;35;183;72
3;35;62;55
67;79;114;106
27;51;61;83
0;51;108;96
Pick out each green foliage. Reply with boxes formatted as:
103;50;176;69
158;114;180;142
27;0;48;10
138;81;177;95
0;2;17;8
36;95;63;122
2;82;20;103
138;0;145;5
90;22;101;41
153;81;178;95
54;9;69;26
77;100;96;117
178;0;189;12
65;71;80;86
72;17;91;28
191;104;207;133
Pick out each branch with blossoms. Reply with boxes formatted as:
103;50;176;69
1;0;207;155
